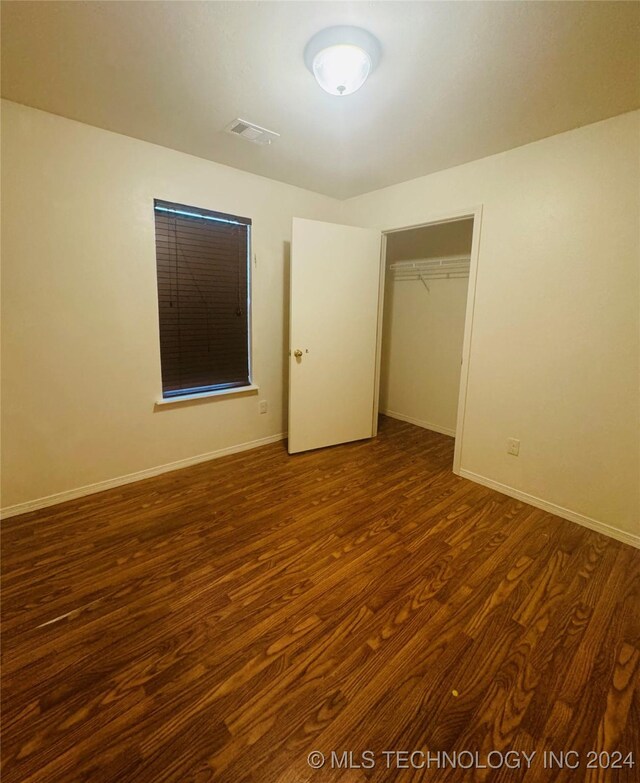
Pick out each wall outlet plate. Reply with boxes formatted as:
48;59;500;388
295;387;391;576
259;400;268;414
507;438;520;456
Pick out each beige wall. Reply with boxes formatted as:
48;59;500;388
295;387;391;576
343;111;640;539
3;101;638;543
1;100;340;511
385;221;474;261
381;220;473;435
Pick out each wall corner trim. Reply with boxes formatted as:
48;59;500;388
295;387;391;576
458;468;640;549
1;432;286;520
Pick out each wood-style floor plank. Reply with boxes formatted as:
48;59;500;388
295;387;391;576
2;416;638;782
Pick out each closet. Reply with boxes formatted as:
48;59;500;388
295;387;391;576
379;218;474;437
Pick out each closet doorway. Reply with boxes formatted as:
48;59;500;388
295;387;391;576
375;209;482;472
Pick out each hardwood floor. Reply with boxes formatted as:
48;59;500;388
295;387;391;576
2;416;638;782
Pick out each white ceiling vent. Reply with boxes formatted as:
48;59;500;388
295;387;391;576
225;118;280;146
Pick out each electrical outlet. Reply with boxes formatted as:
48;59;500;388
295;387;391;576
507;438;520;456
259;400;268;415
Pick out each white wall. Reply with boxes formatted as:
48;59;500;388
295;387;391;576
381;220;473;435
0;100;340;512
343;111;640;541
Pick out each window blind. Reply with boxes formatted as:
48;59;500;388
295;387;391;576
154;200;251;397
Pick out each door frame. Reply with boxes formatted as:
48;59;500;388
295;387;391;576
374;205;484;475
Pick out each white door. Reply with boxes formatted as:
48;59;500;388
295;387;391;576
288;218;382;454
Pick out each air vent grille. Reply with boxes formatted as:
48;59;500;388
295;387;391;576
225;118;280;146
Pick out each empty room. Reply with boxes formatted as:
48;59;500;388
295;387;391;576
1;1;639;781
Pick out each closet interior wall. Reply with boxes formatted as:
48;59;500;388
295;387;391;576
380;219;474;436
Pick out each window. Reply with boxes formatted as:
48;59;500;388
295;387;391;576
154;199;251;398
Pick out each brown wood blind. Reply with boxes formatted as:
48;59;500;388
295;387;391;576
154;200;251;397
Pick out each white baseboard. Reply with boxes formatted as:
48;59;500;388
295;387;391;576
381;409;456;438
5;431;636;551
1;433;286;520
458;468;640;549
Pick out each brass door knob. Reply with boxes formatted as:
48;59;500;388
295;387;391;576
293;349;303;358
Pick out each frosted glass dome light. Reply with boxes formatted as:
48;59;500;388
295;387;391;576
312;44;371;96
304;27;381;97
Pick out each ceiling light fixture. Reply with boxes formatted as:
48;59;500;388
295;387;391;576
304;26;381;96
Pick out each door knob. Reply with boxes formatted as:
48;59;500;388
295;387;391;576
293;349;303;358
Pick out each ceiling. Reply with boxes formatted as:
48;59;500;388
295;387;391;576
2;1;639;199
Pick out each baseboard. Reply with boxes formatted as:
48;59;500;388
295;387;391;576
381;409;456;438
1;433;286;520
6;433;636;550
458;468;640;549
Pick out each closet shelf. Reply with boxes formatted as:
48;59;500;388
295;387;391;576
390;255;470;281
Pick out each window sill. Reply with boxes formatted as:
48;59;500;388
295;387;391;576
155;384;259;407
